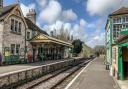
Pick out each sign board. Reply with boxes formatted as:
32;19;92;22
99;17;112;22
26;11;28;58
120;28;128;34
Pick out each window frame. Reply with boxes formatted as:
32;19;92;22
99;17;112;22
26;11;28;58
11;19;15;31
10;19;22;35
27;31;31;40
15;20;18;32
11;44;15;55
18;22;21;33
16;44;20;54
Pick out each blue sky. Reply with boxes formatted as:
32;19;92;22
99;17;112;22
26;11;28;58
4;0;128;47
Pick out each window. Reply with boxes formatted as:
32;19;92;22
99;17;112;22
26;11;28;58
123;24;126;28
113;17;122;24
32;30;36;37
113;25;122;39
11;44;15;55
126;24;128;28
11;19;21;34
126;17;128;22
113;19;116;23
117;17;121;23
11;44;20;55
27;31;30;40
123;17;126;22
122;24;128;29
113;25;116;38
19;22;21;33
15;21;18;32
11;19;14;31
16;44;20;54
123;16;128;23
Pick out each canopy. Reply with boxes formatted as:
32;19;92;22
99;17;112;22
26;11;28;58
30;34;73;47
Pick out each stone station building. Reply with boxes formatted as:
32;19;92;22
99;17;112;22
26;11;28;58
0;1;72;64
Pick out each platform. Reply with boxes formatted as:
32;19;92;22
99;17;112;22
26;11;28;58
0;59;70;74
65;57;120;89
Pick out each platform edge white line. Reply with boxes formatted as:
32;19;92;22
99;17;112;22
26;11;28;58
64;58;96;89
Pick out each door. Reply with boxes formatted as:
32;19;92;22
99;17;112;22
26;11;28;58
118;47;124;80
38;47;44;61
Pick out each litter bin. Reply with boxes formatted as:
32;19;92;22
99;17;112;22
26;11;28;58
105;62;110;70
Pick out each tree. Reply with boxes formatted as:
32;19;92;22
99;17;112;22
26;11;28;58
58;25;70;41
93;45;106;57
72;39;83;55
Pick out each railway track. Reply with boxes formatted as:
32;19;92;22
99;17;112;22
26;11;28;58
17;59;92;89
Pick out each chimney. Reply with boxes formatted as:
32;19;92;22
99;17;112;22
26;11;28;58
0;0;3;9
26;9;36;24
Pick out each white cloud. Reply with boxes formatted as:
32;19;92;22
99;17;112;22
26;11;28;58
86;32;105;47
43;18;105;48
86;18;104;30
80;19;87;27
39;0;62;24
20;3;35;16
36;0;48;8
87;23;95;28
43;18;87;43
62;9;78;21
20;0;106;47
36;21;41;28
64;23;72;30
71;19;88;42
86;0;128;16
37;0;78;24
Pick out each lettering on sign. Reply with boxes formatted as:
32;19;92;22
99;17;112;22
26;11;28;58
121;28;128;32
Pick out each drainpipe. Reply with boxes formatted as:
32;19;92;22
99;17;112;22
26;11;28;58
24;25;27;63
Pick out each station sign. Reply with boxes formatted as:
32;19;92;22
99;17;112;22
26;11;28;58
120;28;128;34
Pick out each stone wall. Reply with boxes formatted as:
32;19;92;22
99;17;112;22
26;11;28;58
0;58;84;88
3;15;25;58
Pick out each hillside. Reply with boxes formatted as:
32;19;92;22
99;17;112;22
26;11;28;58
78;44;94;57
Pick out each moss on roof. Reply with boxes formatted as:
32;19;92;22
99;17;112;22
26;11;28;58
25;17;48;35
0;4;18;20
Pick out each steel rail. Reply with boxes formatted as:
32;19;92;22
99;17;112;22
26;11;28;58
23;59;91;89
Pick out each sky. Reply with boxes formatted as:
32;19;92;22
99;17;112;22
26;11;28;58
4;0;128;48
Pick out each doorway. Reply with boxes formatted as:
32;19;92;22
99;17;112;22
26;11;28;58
38;47;44;61
122;47;128;79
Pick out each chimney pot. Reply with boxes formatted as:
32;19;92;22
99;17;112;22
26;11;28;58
26;9;36;24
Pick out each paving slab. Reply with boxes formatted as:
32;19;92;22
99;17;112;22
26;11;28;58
66;57;119;89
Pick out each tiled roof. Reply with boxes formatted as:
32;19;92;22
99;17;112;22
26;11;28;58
0;4;18;20
117;34;128;43
109;7;128;16
25;17;48;35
